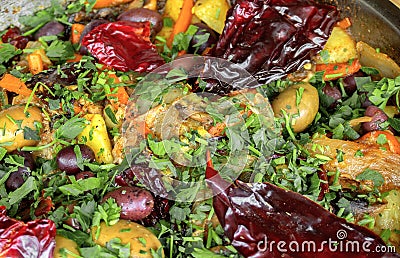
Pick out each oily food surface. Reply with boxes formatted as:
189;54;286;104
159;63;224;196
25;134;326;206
212;0;339;84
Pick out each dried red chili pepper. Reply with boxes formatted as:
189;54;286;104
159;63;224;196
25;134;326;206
2;27;29;49
81;21;165;72
0;206;56;257
212;0;339;85
205;163;398;257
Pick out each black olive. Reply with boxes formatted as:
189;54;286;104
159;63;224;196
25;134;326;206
34;21;65;40
56;144;95;174
5;151;35;191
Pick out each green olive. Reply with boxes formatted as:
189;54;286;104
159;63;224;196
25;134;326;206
272;82;319;133
0;105;43;152
91;220;164;257
54;235;80;258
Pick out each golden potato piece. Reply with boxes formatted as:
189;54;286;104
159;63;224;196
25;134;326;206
193;0;230;34
54;235;80;258
78;114;113;164
374;190;400;247
316;27;357;64
92;220;163;258
272;82;319;133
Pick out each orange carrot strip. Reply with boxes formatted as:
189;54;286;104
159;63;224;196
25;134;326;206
316;59;361;81
356;130;400;155
67;53;83;63
70;24;85;45
167;0;194;48
107;73;130;107
93;0;133;9
337;17;352;30
0;74;32;97
27;53;44;75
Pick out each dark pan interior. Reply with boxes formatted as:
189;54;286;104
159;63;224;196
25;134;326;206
319;0;400;63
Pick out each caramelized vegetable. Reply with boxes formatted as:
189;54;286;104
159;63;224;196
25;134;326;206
92;220;163;257
356;130;400;155
357;41;400;78
27;53;44;75
307;134;400;191
0;74;32;97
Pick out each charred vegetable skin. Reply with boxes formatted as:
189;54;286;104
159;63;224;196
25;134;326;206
0;206;56;257
205;165;396;258
212;0;338;85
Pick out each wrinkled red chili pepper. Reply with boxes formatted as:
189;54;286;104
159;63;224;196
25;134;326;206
205;162;397;258
0;206;56;258
212;0;339;84
81;21;165;72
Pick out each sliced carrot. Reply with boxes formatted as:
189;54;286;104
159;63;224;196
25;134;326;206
111;86;129;105
356;130;400;155
316;59;361;81
0;74;32;97
70;23;85;45
93;0;133;9
167;0;194;48
337;17;352;30
106;73;130;107
27;53;44;75
67;53;83;63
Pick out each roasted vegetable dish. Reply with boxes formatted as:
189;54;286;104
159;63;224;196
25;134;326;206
0;0;400;257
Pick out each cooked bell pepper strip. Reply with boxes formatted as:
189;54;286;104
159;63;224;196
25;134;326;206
336;17;352;30
316;59;361;81
0;74;32;97
0;206;56;258
27;53;44;75
167;0;194;48
205;157;391;258
356;130;400;155
70;23;85;44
